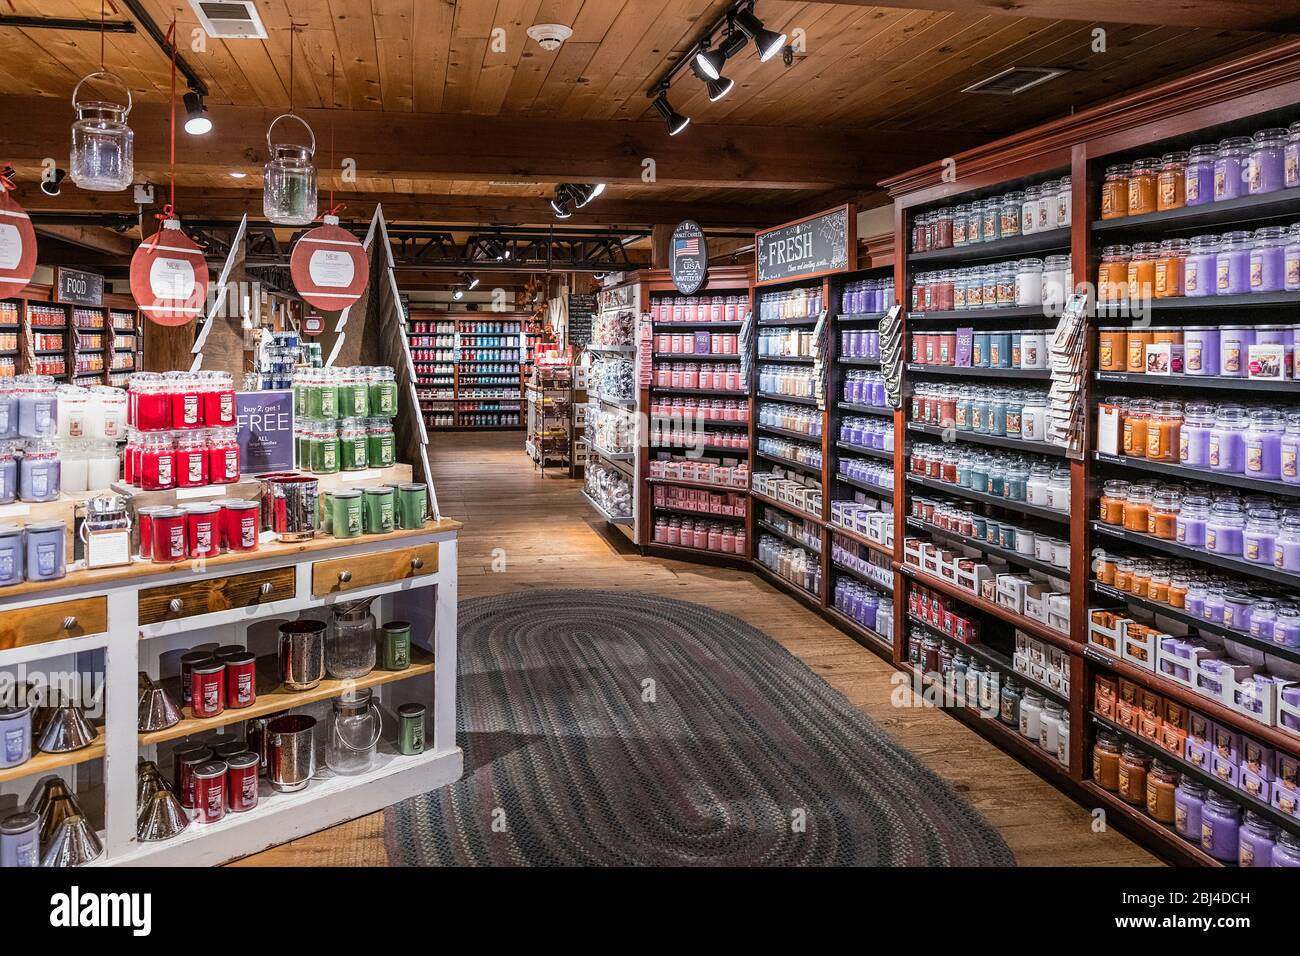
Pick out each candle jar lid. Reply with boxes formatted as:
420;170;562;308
192;760;227;780
398;702;425;719
191;659;225;676
0;810;38;835
24;520;66;534
226;751;259;771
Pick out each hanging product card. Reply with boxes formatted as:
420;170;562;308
669;220;708;295
879;305;904;409
290;217;369;312
1048;293;1088;458
0;189;37;297
637;314;654;387
813;309;829;412
755;204;854;286
235;390;294;474
131;219;208;326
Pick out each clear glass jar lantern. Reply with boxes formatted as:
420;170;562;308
69;72;134;192
263;113;318;225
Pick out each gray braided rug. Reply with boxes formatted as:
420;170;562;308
384;589;1014;866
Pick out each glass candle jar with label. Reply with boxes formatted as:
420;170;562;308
24;521;65;582
1250;225;1289;293
1219;326;1256;378
1243;507;1279;565
1184;145;1216;206
175;431;209;488
1184;235;1218;297
1216;231;1253;295
1153;238;1188;298
1244;408;1285;479
1206;498;1246;555
1156;152;1187;210
1128;159;1160;216
167;371;203;430
1184;328;1220;376
1215;137;1252;202
1200;792;1242;862
1247;129;1288;195
1101;164;1130;219
16;376;57;439
1210;405;1248;471
18;441;59;502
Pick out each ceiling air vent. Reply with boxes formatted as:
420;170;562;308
188;0;268;39
961;66;1067;96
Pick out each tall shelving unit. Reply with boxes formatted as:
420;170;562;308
1;284;144;386
454;314;525;429
408;311;456;430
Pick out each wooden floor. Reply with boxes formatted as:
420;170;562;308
236;431;1159;867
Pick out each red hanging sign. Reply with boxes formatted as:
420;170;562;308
0;187;37;298
130;218;208;326
290;215;368;311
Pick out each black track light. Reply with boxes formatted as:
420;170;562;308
41;168;67;197
706;75;734;102
694;44;727;81
652;93;690;135
735;8;786;62
571;183;606;208
463;272;480;290
550;183;575;218
453;288;465;301
183;91;212;135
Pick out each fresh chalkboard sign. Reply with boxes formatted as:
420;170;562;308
568;293;596;347
54;267;104;306
755;204;854;286
670;219;708;295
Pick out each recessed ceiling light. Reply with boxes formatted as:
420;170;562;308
228;171;248;179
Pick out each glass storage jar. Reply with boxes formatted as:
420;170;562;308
327;598;377;679
69;72;134;192
1214;136;1252;201
325;688;382;775
263;113;319;226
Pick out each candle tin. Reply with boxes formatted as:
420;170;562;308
397;702;426;755
212;740;249;761
330;490;363;539
174;744;213;808
382;621;411;671
363;486;395;535
151;507;186;563
0;706;32;769
224;651;257;709
222;499;260;553
134;505;172;560
0;523;23;586
192;760;227;824
185;503;221;558
226;751;260;812
179;651;212;707
23;521;65;582
190;660;226;719
396;483;427;530
0;810;39;867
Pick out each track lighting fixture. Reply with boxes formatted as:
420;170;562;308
183;91;212;135
706;75;734;102
694;43;727;81
571;183;606;208
453;288;465;301
734;7;786;63
652;93;690;136
550;183;575;218
41;168;67;197
463;272;480;290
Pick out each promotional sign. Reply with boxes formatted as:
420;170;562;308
303;315;324;337
131;219;208;326
669;219;708;295
235;390;294;474
567;293;596;346
755;204;854;286
0;187;37;298
290;216;369;311
55;267;104;306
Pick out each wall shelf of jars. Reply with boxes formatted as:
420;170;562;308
0;286;144;386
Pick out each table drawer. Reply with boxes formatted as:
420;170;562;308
139;567;297;625
0;597;108;651
312;543;439;596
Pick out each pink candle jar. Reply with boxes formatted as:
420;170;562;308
1214;137;1252;202
1246;129;1288;195
201;371;236;427
185;502;220;558
1215;231;1253;295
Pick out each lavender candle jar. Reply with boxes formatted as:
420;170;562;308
0;442;15;505
1206;498;1245;556
15;375;57;439
1219;327;1255;378
1214;137;1252;202
1216;231;1253;295
1174;777;1207;841
1277;515;1300;574
1275;605;1300;647
24;520;66;582
0;811;39;867
0;382;16;440
1184;329;1220;376
1275;831;1300;867
1251;226;1289;292
1185;145;1217;206
18;441;60;502
1247;129;1288;195
1209;405;1248;471
0;523;22;587
1180;405;1216;466
1245;409;1285;479
1243;508;1280;566
1238;812;1279;867
1200;792;1242;862
0;705;31;768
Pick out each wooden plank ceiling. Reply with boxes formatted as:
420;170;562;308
1;0;1292;230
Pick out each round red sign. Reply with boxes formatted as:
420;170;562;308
0;189;37;298
290;216;369;311
131;219;209;326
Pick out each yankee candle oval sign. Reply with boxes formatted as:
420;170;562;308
290;219;369;311
131;221;209;326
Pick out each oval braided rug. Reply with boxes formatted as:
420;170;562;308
384;589;1014;866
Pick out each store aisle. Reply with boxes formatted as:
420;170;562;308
236;431;1158;867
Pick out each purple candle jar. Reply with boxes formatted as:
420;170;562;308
15;375;57;439
1201;792;1242;862
0;705;31;768
18;441;60;503
1275;831;1300;867
0;810;39;867
1216;231;1253;295
0;382;15;440
1209;405;1248;471
1238;812;1279;867
1176;494;1211;547
1277;515;1300;574
1180;404;1215;466
0;442;15;505
1247;129;1288;195
1185;145;1217;206
1214;137;1252;202
1206;498;1245;556
1250;601;1277;641
1184;235;1219;297
1275;605;1300;647
1184;581;1208;617
1184;329;1221;376
0;523;21;587
1174;777;1207;841
24;520;65;582
1251;226;1289;292
1243;508;1280;566
1204;586;1227;623
1245;409;1285;479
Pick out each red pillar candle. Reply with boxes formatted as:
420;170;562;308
138;433;176;490
185;503;220;558
208;428;240;484
221;499;260;553
189;660;225;718
201;371;236;427
223;650;256;708
191;761;227;824
175;432;209;488
130;372;173;431
226;752;260;812
151;507;187;562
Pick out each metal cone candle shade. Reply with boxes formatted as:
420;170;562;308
136;761;174;809
41;814;104;866
290;214;369;311
138;676;182;732
37;704;97;753
137;789;189;842
130;218;209;326
38;793;82;847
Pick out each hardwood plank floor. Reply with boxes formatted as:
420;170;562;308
234;431;1159;867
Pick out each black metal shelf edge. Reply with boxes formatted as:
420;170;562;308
906;363;1051;380
907;517;1070;581
650;386;748;397
756;423;824;443
831;560;893;591
1098;290;1300;314
908;305;1055;322
755;452;823;477
652;352;742;361
837;402;893;417
907;423;1069;457
758;392;819;406
1091;187;1300;236
652;321;744;330
836;312;888;324
757;354;816;364
906;474;1070;524
834;473;893;497
757;317;818;327
1090;521;1300;589
907;227;1071;265
838;357;881;367
756;519;823;555
834;440;893;461
1094;451;1300;498
1093;370;1300;392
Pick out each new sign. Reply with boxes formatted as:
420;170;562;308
755;204;855;286
670;220;708;295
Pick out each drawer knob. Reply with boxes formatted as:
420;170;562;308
62;616;76;630
410;558;424;571
259;582;273;596
168;598;184;613
338;570;353;584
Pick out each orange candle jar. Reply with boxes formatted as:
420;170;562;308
1157;151;1188;211
1148;488;1181;539
1154;238;1188;297
1101;164;1131;220
1095;551;1119;584
1146;759;1179;822
1148;570;1171;604
1100;479;1130;524
1094;731;1123;790
1123;398;1153;456
1098;327;1128;371
1126;330;1153;373
1123;485;1152;532
1098;245;1132;302
1127;242;1160;301
1114;559;1136;592
1131;561;1152;597
1168;574;1189;608
1146;401;1183;462
1128;158;1160;216
1118;745;1151;805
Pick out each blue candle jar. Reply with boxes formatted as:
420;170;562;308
0;523;22;587
0;442;14;505
988;392;1008;436
989;332;1013;369
972;333;990;368
24;521;66;582
15;375;57;439
0;810;39;867
18;441;60;502
0;382;16;440
0;706;31;769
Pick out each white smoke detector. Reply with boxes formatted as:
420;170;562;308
527;23;572;51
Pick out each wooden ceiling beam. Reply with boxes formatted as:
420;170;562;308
4;96;976;193
812;0;1300;32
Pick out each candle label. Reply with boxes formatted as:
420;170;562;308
1251;257;1264;288
240;519;256;549
1217;262;1230;291
195;526;212;553
157;456;173;485
1186;261;1199;292
182;395;199;425
1247;445;1263;473
187;455;204;485
1284;449;1297;478
168;525;184;557
220;393;235;422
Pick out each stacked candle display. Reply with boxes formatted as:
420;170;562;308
290;366;399;475
136;497;261;563
122;371;240;491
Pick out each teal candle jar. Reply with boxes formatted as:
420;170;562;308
987;467;1006;498
397;702;425;755
339;418;368;471
366;418;395;468
972;332;991;368
311;421;340;474
971;515;987;539
331;489;364;539
363;485;395;534
382;621;411;670
988;391;1008;436
985;519;1001;544
369;367;398;418
396;482;427;529
337;368;370;419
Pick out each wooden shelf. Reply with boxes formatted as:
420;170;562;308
646;476;750;494
822;603;894;656
752;561;822;609
0;728;105;784
901;565;1077;650
906;517;1069;581
909;614;1068;704
751;490;822;525
827;522;893;558
755;518;822;554
141;650;435;747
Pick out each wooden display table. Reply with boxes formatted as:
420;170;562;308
0;519;462;866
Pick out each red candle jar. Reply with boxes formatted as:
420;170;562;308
226;752;260;813
221;499;260;552
130;372;173;431
192;761;227;824
175;432;209;488
224;650;256;708
190;660;225;718
169;372;203;429
174;744;212;808
185;503;220;558
137;433;176;490
201;370;236;427
151;507;187;563
208;428;240;484
135;505;172;559
123;433;135;484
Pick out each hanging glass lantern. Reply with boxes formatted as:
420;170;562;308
263;113;318;225
69;71;134;192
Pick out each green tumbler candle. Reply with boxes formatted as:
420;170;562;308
397;702;425;755
382;620;411;670
363;486;395;534
319;489;336;535
396;482;427;529
331;489;364;539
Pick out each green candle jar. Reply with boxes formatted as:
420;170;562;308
295;419;314;470
339;418;368;471
311;421;340;474
337;367;369;419
382;620;411;670
366;418;395;468
330;489;364;538
363;485;395;534
292;369;307;417
368;367;398;418
319;489;336;535
397;702;425;755
396;482;427;529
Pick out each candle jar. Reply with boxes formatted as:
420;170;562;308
1153;238;1188;298
1098;245;1131;302
57;387;88;440
185;502;220;558
1100;164;1130;219
1184;235;1218;297
1039;700;1064;756
1127;242;1160;302
1047;468;1070;511
1149;489;1180;540
69;71;134;191
368;367;398;418
87;439;118;489
1174;777;1207;841
1200;792;1241;862
94;386;127;439
208;428;240;484
999;192;1022;237
263;114;318;225
226;752;260;813
366;418;395;468
1123;485;1152;532
1288;225;1300;292
190;660;225;718
336;368;368;419
1245;408;1285;479
1216;231;1253;295
201;370;236;427
1214;136;1252;201
1209;405;1248;471
0;522;22;587
1099;479;1129;524
1183;327;1220;376
175;431;209;488
363;486;395;535
1246;128;1288;195
1026;463;1051;506
1093;731;1123;790
223;498;260;553
311;421;340;475
1156;151;1188;210
1146;759;1179;823
1281;411;1300;484
1116;744;1150;805
1250;225;1289;293
1042;254;1071;311
167;371;202;429
0;443;15;506
1015;258;1043;306
1185;144;1217;206
1275;602;1300;644
330;489;363;539
1128;158;1160;216
1251;601;1277;642
1175;494;1211;547
1205;498;1245;556
192;761;227;824
18;440;59;502
980;198;1000;242
0;382;16;441
1277;832;1300;867
130;372;171;431
1097;328;1127;372
1276;514;1300;574
1243;507;1280;566
339;418;368;472
0;704;31;769
16;376;57;439
1146;401;1182;461
1123;398;1153;457
150;506;186;562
